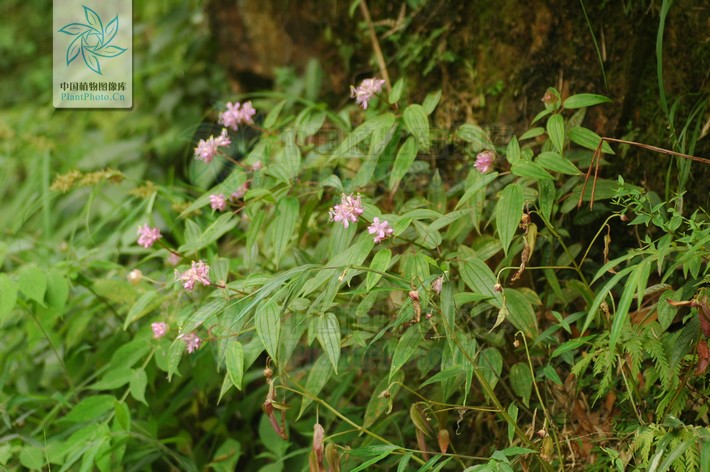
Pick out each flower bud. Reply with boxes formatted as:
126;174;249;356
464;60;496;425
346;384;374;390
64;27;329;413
127;269;143;285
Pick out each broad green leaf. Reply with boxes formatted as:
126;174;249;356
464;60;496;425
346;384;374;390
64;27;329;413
264;99;287;128
226;341;244;390
422;90;442;114
456;124;493;152
123;291;159;329
350;446;398;471
535;151;581;175
366;249;392;291
519;127;545;140
506;136;521;164
403;104;430;151
495;184;524;256
354;120;397;187
18;265;47;304
455;171;498;210
179;212;238;253
0;273;18;321
478;347;503;389
610;262;644;353
45;269;69;309
389;326;421;382
421;367;463;387
564;93;612;109
657;290;679;332
61;395;116;423
389;78;405;103
507;403;519;443
389;136;419;191
20;446;44;470
298;353;333;418
510;362;532;406
316;313;341;373
538;178;555;222
551;336;595;358
459;258;499;305
129;369;148;404
569;126;615;154
89;367;133;390
256;300;281;362
511;160;554;180
279;143;302;180
581;265;636;334
363;371;403;428
546;114;564;153
296;108;326;139
167;338;184;381
331;113;395;160
211;439;242;472
182;298;228;333
271;197;300;267
503;288;538;337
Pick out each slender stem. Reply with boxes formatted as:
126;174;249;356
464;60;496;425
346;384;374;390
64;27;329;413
358;0;392;93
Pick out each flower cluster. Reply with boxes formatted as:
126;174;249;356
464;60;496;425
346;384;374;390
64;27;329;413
367;217;393;244
474;150;495;174
230;182;249;200
174;260;211;292
194;128;231;164
210;194;227;211
179;332;201;353
219;101;256;131
151;322;168;339
329;194;364;228
137;224;162;248
350;78;386;110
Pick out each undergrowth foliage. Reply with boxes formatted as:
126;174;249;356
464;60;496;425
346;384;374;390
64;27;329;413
1;75;709;470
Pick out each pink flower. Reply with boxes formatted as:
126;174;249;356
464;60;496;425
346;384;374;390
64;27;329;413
474;150;495;174
174;260;211;291
167;253;181;266
432;276;443;294
152;322;168;339
367;217;394;243
250;160;263;171
350;78;386;110
219;101;256;131
179;332;201;353
329;194;364;228
230;182;249;200
210;194;227;211
137;224;162;248
194;129;231;164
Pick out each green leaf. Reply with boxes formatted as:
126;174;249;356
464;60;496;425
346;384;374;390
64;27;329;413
167;338;184;381
459;258;500;305
538;178;555;221
455;171;498;210
389;326;421;382
182;298;228;333
609;262;644;353
331;113;395;160
45;269;69;309
542;364;563;385
503;288;538;337
61;395;116;423
20;446;44;470
511;160;554;180
123;291;159;329
211;438;242;472
271;197;300;267
256;300;281;362
129;369;148;404
535;151;581;175
510;363;533;406
366;249;392;291
316;313;341;374
506;136;521;164
298;353;333;418
179;212;238;254
296;108;326;139
456;124;493;152
18;265;47;304
546;114;564;153
226;341;244;390
495;184;524;255
422;90;442;114
519;127;545;140
389;78;405;103
421;367;463;387
389;136;419;191
0;273;18;321
564;93;612;109
89;367;133;390
403;104;430;151
657;290;679;332
478;347;503;390
264;100;287;128
363;371;404;428
569;126;615;154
